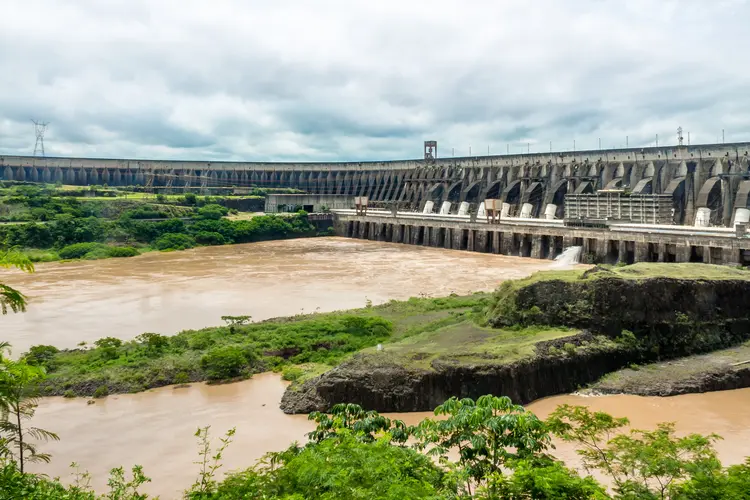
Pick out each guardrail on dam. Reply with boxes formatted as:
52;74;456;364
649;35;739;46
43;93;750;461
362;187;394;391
2;141;750;226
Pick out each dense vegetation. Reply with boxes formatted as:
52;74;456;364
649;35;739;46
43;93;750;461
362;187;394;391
30;294;487;397
0;183;328;261
3;381;750;499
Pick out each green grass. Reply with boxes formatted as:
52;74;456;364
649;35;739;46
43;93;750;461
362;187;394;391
20;248;60;262
357;321;580;370
516;263;750;287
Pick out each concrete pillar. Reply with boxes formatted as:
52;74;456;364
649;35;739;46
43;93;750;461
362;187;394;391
675;246;691;263
657;243;667;263
722;247;739;266
467;230;475;251
430;227;440;247
703;246;712;264
501;233;514;256
453;229;463;250
593;239;608;263
618;241;628;264
393;224;402;243
634;242;649;263
531;236;542;259
492;232;501;254
444;228;452;249
403;225;411;244
423;226;430;246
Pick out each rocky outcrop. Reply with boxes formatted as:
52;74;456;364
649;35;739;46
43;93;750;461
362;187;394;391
488;276;750;358
281;334;633;414
282;273;750;413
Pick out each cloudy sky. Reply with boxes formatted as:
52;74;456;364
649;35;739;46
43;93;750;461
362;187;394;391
1;0;749;162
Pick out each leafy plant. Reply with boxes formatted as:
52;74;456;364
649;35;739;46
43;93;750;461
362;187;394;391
187;426;236;496
0;347;59;472
200;346;251;381
0;248;33;314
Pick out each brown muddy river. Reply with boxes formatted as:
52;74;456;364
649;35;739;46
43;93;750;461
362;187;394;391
2;237;749;497
2;237;555;353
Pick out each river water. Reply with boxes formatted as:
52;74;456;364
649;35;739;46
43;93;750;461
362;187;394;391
2;237;553;353
1;237;748;497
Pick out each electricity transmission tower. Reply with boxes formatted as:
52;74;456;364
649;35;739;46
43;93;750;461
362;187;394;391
31;119;48;157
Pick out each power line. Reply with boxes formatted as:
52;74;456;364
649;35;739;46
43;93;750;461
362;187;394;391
31;119;49;157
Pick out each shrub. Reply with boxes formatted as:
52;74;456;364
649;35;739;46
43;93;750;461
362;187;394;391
183;193;197;205
563;343;577;355
94;337;123;349
136;332;170;353
153;232;196;251
282;365;304;382
190;332;215;350
106;246;139;258
58;242;101;259
197;204;228;220
24;344;59;367
174;371;190;385
63;390;76;398
201;345;250;381
170;335;190;350
93;385;109;398
194;231;227;245
616;329;639;349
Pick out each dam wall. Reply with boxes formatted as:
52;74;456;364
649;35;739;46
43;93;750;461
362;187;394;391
334;211;750;266
3;142;750;226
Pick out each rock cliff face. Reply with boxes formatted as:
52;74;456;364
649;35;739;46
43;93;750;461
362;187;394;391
281;333;633;414
281;273;750;414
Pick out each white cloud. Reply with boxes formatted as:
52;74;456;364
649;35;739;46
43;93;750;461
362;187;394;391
1;0;749;161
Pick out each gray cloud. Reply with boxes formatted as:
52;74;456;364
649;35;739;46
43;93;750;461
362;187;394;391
1;0;749;162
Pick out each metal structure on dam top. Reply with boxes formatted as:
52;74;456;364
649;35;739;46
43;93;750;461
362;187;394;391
2;141;750;228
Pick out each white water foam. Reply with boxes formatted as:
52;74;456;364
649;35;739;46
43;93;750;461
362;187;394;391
551;246;582;267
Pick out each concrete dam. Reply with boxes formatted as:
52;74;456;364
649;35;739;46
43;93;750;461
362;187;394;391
3;142;750;265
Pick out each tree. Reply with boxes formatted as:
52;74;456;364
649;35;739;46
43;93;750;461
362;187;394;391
547;404;723;499
0;345;59;473
307;403;410;445
413;395;551;496
0;248;33;315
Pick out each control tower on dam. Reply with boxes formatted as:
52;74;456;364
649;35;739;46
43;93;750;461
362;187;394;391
2;141;750;227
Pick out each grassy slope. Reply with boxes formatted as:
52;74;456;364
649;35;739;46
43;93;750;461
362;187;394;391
514;262;750;286
356;322;580;370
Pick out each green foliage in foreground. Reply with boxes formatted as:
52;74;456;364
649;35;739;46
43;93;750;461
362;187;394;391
1;249;33;314
7;394;750;499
